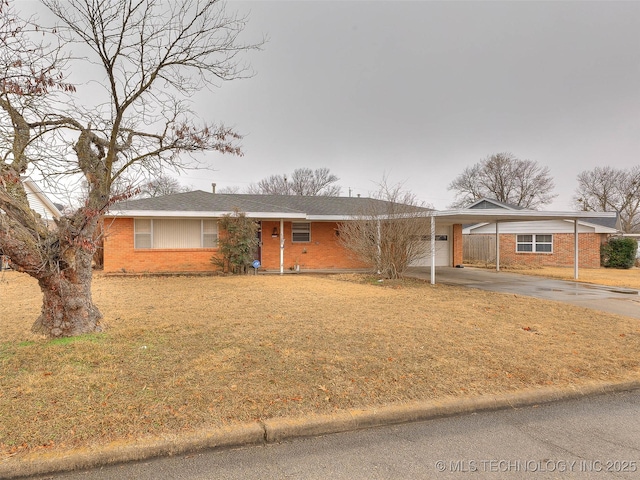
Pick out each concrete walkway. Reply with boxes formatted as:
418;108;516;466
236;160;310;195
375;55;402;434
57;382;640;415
406;266;640;319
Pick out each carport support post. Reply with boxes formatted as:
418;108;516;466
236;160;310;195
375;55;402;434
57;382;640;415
279;218;284;275
376;219;382;274
495;221;500;272
430;215;436;285
574;219;579;279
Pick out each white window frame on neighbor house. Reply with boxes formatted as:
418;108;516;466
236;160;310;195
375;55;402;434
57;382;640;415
292;222;311;243
516;234;553;253
134;219;218;249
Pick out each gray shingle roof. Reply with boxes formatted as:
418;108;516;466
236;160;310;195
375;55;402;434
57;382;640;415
467;198;525;210
110;191;433;217
578;216;619;230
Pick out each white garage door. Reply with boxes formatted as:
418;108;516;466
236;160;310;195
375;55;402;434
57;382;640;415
410;226;451;267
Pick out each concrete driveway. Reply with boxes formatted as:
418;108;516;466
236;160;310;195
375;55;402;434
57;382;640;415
406;267;640;320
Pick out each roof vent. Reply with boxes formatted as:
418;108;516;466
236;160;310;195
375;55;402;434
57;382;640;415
212;183;216;194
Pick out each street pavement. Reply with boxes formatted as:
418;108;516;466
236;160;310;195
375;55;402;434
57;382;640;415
35;389;640;480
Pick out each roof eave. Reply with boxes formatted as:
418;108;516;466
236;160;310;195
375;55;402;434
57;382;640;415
105;210;307;219
434;209;617;224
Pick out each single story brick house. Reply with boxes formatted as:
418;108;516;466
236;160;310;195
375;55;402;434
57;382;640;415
462;198;620;268
103;190;618;281
103;190;450;274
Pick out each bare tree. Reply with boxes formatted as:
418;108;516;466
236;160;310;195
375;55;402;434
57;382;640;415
574;166;640;233
247;167;341;196
448;152;556;209
216;185;241;194
338;180;432;279
0;0;259;337
137;175;191;198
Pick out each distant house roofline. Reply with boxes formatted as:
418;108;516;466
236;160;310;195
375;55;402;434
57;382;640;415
22;177;63;219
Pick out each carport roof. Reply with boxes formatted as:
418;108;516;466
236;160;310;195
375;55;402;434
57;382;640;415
432;208;618;226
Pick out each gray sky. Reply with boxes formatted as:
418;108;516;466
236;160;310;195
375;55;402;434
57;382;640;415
182;0;639;210
18;0;640;210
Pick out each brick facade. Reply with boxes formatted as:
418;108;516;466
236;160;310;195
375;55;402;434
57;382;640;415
259;221;368;271
103;218;368;273
465;232;604;268
452;224;463;266
103;218;219;273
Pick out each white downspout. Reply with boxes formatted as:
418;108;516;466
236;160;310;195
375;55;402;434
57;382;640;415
376;219;382;274
430;215;436;285
280;218;284;275
495;221;500;272
574;219;579;279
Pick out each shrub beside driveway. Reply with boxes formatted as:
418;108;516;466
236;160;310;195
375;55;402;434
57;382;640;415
1;272;639;460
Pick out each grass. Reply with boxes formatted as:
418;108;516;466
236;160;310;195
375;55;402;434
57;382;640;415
1;270;640;460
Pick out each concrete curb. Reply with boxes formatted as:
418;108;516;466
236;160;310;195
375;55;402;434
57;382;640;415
2;380;639;479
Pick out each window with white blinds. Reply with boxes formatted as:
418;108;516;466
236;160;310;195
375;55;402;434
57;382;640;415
292;222;311;242
134;219;218;249
516;234;553;253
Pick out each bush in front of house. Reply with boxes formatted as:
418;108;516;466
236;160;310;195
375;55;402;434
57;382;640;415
600;237;638;269
211;209;259;274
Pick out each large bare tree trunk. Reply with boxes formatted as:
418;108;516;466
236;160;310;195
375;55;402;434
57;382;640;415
31;248;103;337
32;227;102;337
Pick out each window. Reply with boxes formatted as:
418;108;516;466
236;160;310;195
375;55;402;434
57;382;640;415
516;234;553;253
292;222;311;242
134;219;152;249
418;235;447;241
202;220;218;247
134;219;218;249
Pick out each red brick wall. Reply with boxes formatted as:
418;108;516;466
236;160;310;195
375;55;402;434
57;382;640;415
260;221;368;270
497;233;603;268
452;224;463;266
104;218;368;273
103;218;219;273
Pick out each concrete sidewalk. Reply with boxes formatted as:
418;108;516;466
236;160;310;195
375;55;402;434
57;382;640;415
406;266;640;319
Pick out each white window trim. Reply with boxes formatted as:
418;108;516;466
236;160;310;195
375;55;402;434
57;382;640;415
134;219;218;249
292;222;311;243
516;234;553;253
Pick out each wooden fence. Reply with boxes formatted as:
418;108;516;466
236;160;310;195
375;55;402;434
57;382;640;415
463;235;496;265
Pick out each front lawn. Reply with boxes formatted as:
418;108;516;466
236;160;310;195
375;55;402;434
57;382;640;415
1;271;639;459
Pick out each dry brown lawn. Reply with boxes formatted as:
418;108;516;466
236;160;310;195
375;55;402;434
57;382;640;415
501;266;640;290
1;271;640;460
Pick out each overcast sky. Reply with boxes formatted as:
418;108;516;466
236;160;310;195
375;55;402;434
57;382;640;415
180;0;638;210
21;0;640;210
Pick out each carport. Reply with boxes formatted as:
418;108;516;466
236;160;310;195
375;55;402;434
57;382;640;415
425;209;618;285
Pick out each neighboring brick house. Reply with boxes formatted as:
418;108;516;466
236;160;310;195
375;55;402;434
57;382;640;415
462;198;620;268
